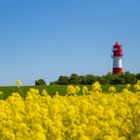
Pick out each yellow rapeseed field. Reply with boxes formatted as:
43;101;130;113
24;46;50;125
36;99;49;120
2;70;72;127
0;81;140;140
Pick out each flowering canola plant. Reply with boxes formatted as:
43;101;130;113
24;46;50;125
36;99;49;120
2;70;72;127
16;80;22;88
0;82;140;139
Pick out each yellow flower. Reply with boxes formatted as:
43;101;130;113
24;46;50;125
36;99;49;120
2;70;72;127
0;82;140;139
92;81;102;93
82;86;88;95
75;85;81;94
103;135;113;140
109;86;116;93
126;84;131;90
79;135;90;140
122;88;129;94
137;80;140;85
67;85;76;95
41;89;48;96
55;91;59;96
16;80;22;88
0;91;3;96
134;84;140;92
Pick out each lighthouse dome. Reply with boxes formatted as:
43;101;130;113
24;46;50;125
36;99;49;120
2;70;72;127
113;42;121;48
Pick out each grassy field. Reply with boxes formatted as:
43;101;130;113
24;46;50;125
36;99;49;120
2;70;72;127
0;84;128;100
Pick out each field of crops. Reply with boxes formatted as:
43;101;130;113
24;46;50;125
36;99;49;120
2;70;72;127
0;84;126;100
0;82;140;140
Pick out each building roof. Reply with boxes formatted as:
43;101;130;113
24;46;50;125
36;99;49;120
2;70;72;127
113;42;121;48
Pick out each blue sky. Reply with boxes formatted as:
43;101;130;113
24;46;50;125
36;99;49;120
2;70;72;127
0;0;140;85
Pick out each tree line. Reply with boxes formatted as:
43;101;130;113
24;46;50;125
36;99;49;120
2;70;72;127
50;71;140;85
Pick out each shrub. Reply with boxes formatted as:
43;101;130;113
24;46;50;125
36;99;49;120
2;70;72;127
35;79;46;86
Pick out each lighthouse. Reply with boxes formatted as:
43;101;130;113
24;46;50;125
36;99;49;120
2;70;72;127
112;42;123;75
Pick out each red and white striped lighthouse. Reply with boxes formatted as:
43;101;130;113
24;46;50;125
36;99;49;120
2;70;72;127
112;42;123;75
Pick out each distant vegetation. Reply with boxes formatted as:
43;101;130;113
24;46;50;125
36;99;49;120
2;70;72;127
35;79;47;86
50;71;140;85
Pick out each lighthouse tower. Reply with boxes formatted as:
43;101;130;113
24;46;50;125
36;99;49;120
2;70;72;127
112;42;123;75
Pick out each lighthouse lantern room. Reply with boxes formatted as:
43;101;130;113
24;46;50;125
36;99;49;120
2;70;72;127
112;42;123;75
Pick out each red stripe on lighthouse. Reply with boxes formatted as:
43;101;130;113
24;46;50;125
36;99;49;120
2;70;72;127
113;68;123;75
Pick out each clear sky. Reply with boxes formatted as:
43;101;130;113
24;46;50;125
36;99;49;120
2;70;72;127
0;0;140;86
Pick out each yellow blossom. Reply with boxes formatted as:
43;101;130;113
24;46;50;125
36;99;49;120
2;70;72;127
109;86;116;93
75;85;81;94
82;86;88;95
67;85;76;95
137;80;140;85
92;81;102;93
0;86;139;139
16;80;22;88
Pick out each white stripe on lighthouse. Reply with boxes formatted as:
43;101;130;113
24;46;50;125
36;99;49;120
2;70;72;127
113;57;122;68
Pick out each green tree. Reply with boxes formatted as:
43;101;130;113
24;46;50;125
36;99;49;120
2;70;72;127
85;74;97;84
58;76;69;85
136;73;140;80
111;73;126;84
35;79;47;86
124;71;137;84
79;76;88;85
100;77;110;85
104;72;114;84
69;73;81;85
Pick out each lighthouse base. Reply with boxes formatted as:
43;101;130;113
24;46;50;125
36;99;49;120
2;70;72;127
113;68;123;75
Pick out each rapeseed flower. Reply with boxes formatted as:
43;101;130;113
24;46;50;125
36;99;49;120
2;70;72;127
109;86;116;93
0;84;140;139
16;80;22;88
82;86;88;95
75;85;80;94
67;85;76;95
92;81;102;93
